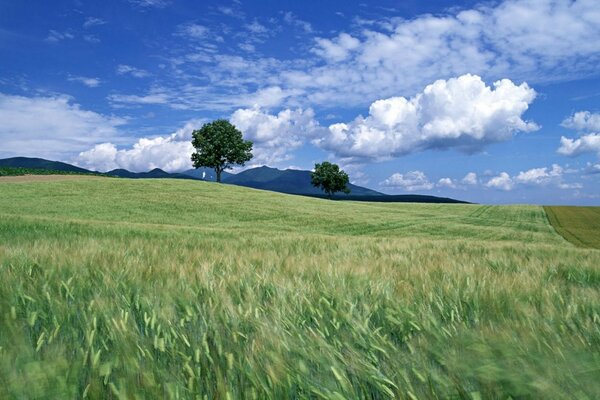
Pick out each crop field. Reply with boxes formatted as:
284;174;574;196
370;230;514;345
545;206;600;249
0;177;599;399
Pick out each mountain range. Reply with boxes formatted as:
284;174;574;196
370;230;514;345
0;157;468;203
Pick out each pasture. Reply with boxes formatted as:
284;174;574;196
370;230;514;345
0;177;598;399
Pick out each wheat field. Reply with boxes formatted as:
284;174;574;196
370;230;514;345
0;177;598;399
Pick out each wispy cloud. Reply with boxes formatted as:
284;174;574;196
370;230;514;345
68;76;101;88
83;17;106;29
116;64;151;78
0;93;126;159
44;30;74;43
129;0;170;8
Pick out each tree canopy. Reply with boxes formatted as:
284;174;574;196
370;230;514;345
310;161;350;199
191;119;253;182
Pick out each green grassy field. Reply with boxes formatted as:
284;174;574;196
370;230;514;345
0;177;599;399
0;166;107;177
545;206;600;249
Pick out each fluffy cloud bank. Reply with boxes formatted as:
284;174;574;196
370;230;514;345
486;164;581;191
286;0;600;107
315;74;538;160
0;93;125;159
76;120;201;172
230;107;323;165
561;111;600;132
558;134;600;157
76;106;325;172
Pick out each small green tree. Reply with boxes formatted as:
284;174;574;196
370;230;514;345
311;161;350;199
191;119;253;182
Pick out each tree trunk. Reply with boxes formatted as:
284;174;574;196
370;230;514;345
216;168;222;183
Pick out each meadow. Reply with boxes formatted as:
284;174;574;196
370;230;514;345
0;176;598;399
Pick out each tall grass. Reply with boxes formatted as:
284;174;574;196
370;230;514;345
0;178;598;399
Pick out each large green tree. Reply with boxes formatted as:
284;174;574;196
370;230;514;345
311;161;350;199
191;119;253;183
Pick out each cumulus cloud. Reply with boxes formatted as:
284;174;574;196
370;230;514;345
558;134;600;157
230;107;324;165
75;120;203;172
485;172;514;191
437;177;457;189
462;172;478;185
0;93;126;159
312;33;361;62
380;171;434;191
76;106;325;172
315;74;538;160
561;111;600;132
515;164;563;185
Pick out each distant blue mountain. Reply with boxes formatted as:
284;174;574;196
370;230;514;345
0;157;92;173
181;168;233;182
222;166;384;196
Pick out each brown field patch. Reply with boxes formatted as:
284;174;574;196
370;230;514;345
544;206;600;249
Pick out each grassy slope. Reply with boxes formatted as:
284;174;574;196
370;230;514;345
0;177;599;399
544;206;600;249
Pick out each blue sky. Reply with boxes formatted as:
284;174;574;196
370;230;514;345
1;0;599;204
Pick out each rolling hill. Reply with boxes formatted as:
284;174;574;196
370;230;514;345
0;157;467;202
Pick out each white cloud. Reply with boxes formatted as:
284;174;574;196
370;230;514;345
230;107;324;165
238;43;256;53
380;171;434;191
107;0;600;115
312;33;361;62
515;164;563;185
83;17;106;29
76;107;324;172
129;0;169;8
485;172;514;191
116;64;151;78
108;90;170;107
245;21;269;34
584;162;600;174
76;120;203;172
486;164;580;190
83;34;100;44
0;93;126;159
437;177;457;189
109;84;300;111
561;111;600;132
278;0;600;107
176;23;210;39
462;172;478;185
558;134;600;157
68;76;101;88
315;74;538;160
